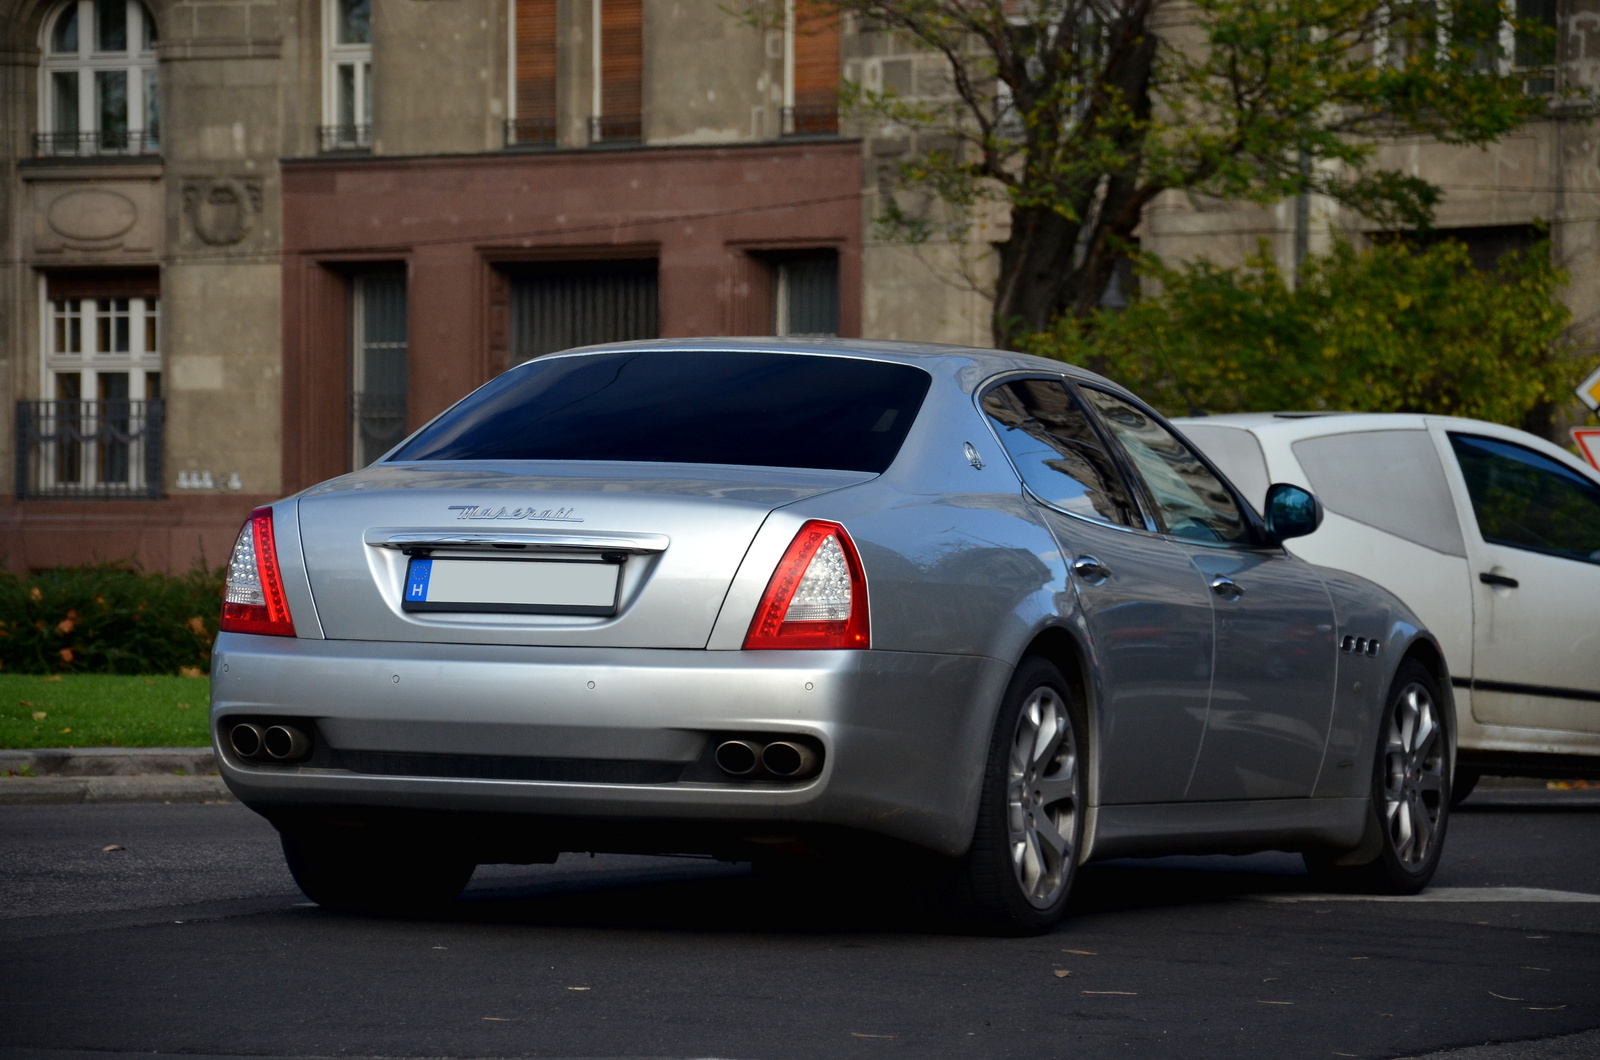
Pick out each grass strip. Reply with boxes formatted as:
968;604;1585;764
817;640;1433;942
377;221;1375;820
0;674;210;750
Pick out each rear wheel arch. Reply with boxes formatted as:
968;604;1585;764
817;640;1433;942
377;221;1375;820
1017;625;1097;805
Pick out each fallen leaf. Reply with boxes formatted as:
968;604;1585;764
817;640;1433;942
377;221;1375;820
176;703;191;710
851;1034;895;1039
179;666;204;679
1062;949;1097;955
143;678;156;685
102;844;123;852
41;675;62;682
566;986;590;991
1489;992;1525;1002
481;1017;509;1021
1527;935;1549;939
59;727;71;734
1257;1000;1293;1005
1527;1006;1567;1011
1083;990;1137;996
1053;970;1072;978
18;699;32;707
1349;956;1369;960
31;711;45;721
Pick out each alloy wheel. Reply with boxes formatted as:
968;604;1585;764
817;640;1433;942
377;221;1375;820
1382;681;1445;868
1006;686;1080;908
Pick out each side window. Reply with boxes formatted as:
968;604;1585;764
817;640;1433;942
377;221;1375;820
1448;433;1600;565
1080;388;1249;545
980;379;1142;529
1293;430;1465;556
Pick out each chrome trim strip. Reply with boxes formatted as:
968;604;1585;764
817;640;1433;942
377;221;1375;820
369;531;670;554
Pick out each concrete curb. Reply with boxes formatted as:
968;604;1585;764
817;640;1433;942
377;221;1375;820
0;746;218;777
0;774;232;805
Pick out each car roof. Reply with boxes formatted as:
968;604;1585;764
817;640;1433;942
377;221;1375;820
534;337;1133;396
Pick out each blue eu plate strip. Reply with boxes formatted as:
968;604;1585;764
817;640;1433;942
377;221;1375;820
406;558;433;603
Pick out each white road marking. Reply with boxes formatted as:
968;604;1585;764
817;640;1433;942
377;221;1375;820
1251;887;1600;903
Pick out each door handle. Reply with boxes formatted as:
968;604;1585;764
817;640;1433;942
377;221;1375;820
1479;571;1519;589
1210;576;1244;601
1072;555;1111;585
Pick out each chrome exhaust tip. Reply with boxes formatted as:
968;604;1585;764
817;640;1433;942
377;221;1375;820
228;722;265;759
760;740;819;779
263;724;311;761
714;739;763;776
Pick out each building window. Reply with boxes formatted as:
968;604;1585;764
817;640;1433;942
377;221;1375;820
507;260;658;362
22;270;163;496
508;0;558;147
772;251;839;336
783;0;838;136
37;0;158;157
589;0;642;145
321;0;372;151
351;271;407;468
1513;0;1558;93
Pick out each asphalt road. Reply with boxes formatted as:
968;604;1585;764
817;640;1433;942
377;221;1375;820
1;790;1597;1060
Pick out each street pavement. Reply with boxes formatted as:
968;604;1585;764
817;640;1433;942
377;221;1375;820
1;790;1596;1060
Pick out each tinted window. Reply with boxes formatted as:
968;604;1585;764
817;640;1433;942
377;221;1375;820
981;379;1141;529
1448;433;1600;565
1081;388;1249;544
1293;430;1465;556
392;351;931;473
1181;424;1270;514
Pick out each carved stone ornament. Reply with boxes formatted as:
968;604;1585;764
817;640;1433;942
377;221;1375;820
182;178;264;246
47;190;138;242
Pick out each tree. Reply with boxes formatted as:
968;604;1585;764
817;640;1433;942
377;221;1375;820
795;0;1552;346
1022;238;1577;436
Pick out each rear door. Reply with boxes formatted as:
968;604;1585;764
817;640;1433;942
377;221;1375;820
1080;387;1339;801
1440;428;1600;733
980;377;1215;804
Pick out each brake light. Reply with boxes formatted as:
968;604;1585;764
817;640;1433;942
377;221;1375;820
220;506;296;637
743;520;869;650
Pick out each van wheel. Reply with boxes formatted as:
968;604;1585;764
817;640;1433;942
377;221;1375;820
281;829;475;914
955;656;1084;935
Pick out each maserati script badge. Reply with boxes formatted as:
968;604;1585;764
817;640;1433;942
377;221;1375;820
446;505;583;523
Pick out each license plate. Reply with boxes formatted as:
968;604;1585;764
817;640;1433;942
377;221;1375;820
402;556;621;615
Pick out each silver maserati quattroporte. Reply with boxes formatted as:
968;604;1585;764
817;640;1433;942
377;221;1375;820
213;339;1455;932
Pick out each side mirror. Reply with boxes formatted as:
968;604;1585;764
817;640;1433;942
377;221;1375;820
1263;483;1323;541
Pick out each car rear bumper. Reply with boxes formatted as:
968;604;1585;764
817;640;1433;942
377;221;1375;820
211;632;1011;857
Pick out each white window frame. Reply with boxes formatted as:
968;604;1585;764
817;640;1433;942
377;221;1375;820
322;0;373;148
38;0;158;156
36;279;163;491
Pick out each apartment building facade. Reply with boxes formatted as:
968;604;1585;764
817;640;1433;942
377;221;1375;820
2;0;970;569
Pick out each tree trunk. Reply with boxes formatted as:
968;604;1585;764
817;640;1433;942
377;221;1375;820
992;206;1083;348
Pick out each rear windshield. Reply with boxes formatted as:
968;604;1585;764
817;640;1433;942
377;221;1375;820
391;350;932;474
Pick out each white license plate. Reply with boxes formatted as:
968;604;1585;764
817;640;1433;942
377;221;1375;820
402;557;620;615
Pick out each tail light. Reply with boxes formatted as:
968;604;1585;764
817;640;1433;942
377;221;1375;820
220;506;296;637
743;520;869;650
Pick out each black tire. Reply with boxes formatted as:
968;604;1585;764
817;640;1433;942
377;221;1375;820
1305;659;1450;894
1450;767;1480;808
281;829;476;915
954;656;1085;935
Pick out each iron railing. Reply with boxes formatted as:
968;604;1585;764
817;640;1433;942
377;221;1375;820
33;130;160;158
16;399;164;500
505;117;558;148
318;124;372;152
587;114;642;146
781;105;838;137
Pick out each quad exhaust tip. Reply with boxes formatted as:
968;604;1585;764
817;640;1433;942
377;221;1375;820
713;738;821;780
229;720;311;763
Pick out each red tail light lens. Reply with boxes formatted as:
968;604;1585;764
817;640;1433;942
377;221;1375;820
743;520;869;650
220;506;296;637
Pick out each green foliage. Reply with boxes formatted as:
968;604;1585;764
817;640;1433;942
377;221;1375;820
1024;238;1576;428
0;565;223;676
799;0;1561;338
0;674;212;749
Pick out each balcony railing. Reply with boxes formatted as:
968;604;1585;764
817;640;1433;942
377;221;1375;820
587;114;642;147
15;399;165;500
506;117;558;149
781;105;839;138
318;124;373;153
33;130;160;158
